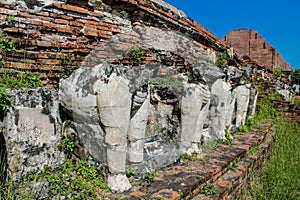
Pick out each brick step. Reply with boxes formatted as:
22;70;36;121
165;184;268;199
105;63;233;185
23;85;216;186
108;124;273;200
192;131;273;200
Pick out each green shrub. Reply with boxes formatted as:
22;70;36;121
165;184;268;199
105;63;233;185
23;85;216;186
150;77;183;89
0;35;17;52
0;87;14;110
273;68;282;79
43;160;110;198
255;98;277;121
291;68;300;85
127;47;147;65
215;51;228;69
246;117;255;126
0;72;43;89
62;137;74;158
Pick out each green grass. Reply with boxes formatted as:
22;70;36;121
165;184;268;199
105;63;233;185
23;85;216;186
242;117;300;199
0;139;110;200
292;98;300;107
242;84;300;199
0;160;110;199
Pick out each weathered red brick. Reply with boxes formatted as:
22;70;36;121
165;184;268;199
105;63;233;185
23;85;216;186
70;20;84;27
38;59;61;65
152;189;181;200
233;170;244;179
19;28;40;36
82;26;98;37
130;191;146;197
239;145;250;151
236;165;247;174
127;0;138;5
38;15;54;22
55;18;69;25
4;27;19;33
97;30;111;39
37;53;49;59
213;171;223;181
84;23;98;29
57;25;72;34
36;40;54;48
18;12;36;18
218;180;232;188
5;62;35;70
42;22;58;29
32;19;43;26
50;13;73;21
77;19;99;26
36;11;49;17
56;4;89;14
0;7;17;15
40;65;62;71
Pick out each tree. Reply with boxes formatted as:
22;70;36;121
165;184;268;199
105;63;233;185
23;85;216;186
291;69;300;85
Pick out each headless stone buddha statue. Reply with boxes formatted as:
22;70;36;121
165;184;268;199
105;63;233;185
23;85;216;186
96;65;150;192
179;65;210;156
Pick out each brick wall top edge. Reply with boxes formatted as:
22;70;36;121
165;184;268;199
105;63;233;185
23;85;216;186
102;0;227;49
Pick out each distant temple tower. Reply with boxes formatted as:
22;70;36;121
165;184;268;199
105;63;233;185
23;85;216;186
222;29;291;72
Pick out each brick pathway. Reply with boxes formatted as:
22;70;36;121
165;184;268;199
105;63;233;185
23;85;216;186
107;124;274;200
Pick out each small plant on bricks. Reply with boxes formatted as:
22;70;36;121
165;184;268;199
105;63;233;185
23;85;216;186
127;46;147;65
238;125;248;133
223;126;233;145
144;172;155;185
230;157;240;172
125;165;136;178
180;152;199;161
201;184;217;196
6;14;15;24
249;146;260;156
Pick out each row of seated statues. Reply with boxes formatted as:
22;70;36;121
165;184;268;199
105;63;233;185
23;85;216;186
60;61;258;191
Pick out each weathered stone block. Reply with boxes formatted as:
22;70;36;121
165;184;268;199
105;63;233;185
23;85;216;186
0;88;64;180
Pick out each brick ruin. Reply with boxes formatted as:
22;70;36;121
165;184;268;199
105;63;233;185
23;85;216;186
0;0;291;88
222;28;291;73
0;0;294;198
0;0;231;88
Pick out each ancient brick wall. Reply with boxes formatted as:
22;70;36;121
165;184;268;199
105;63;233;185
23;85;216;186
222;29;291;72
0;2;127;87
0;0;230;87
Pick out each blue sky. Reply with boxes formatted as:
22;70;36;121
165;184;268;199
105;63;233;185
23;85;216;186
164;0;300;69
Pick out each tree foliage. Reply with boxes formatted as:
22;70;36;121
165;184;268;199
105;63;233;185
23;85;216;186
215;51;228;69
291;69;300;85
